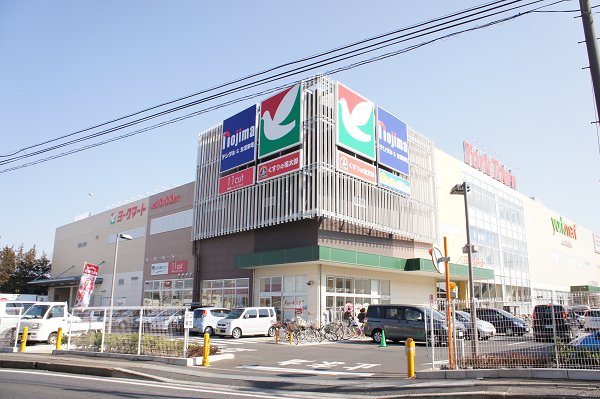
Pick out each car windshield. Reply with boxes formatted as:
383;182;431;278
23;304;50;319
226;308;244;319
423;308;445;321
456;311;471;322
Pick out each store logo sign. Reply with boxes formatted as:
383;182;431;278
464;141;516;189
551;216;577;240
377;107;409;175
151;194;181;209
259;85;302;158
337;82;375;160
220;105;258;172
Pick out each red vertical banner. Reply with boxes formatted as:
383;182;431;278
74;262;99;308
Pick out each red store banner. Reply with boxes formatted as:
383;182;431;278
218;167;255;195
168;260;188;274
74;262;99;308
256;150;302;182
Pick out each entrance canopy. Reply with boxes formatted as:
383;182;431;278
27;276;104;287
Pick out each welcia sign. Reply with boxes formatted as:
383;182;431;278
220;105;258;173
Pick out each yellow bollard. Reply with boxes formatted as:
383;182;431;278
202;332;210;367
405;337;415;379
56;327;63;350
289;331;293;345
20;327;28;352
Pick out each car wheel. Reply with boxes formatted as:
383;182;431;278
47;332;58;345
232;328;242;339
372;329;382;344
267;326;276;337
204;326;214;335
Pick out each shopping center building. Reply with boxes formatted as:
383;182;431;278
42;75;600;319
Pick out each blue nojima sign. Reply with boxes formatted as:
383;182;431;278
377;107;409;176
220;105;258;173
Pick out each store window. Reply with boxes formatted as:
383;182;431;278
200;278;249;308
259;275;306;321
143;278;193;306
324;275;390;323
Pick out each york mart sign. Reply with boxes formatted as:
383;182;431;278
551;216;577;240
463;141;516;189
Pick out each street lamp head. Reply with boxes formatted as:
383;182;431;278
450;182;470;195
118;233;133;241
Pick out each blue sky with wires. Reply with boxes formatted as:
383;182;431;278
1;0;599;257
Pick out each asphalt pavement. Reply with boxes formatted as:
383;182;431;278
1;350;600;398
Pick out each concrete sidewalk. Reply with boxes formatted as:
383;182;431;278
1;351;600;398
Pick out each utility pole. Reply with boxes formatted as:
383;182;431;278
580;0;600;121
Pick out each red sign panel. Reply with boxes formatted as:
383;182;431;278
151;194;181;209
168;260;188;274
337;151;376;184
257;150;302;182
218;167;255;195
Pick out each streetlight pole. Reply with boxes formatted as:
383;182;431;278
108;233;132;333
451;182;479;357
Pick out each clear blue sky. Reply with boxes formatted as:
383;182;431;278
1;1;599;258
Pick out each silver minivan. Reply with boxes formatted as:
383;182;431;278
215;307;277;339
363;304;464;345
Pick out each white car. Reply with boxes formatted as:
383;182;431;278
584;309;600;331
455;310;496;340
19;302;81;345
191;307;230;335
215;307;277;339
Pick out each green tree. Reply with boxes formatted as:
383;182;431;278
0;245;17;288
0;244;51;295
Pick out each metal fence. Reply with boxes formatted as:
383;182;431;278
66;306;190;358
425;295;600;371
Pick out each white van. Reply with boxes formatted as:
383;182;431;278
0;301;39;343
215;307;277;339
19;302;81;345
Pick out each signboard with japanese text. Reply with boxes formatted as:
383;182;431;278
256;150;302;182
259;84;302;158
151;194;181;209
377;107;409;176
168;260;188;274
74;262;99;308
220;105;258;172
336;82;376;160
110;203;147;225
218;167;255;195
337;151;376;184
151;262;168;276
378;169;411;197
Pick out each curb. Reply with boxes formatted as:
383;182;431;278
0;358;159;381
417;368;600;382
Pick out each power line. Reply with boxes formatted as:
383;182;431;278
0;0;570;173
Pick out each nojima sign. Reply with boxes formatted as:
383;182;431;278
220;105;258;173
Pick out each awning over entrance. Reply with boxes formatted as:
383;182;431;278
27;276;104;287
235;245;493;281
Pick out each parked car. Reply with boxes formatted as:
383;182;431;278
568;309;585;329
191;307;230;335
149;309;185;333
215;307;277;339
363;304;465;346
133;309;163;330
568;331;600;350
111;309;138;331
455;310;496;340
19;302;81;344
0;300;41;343
532;304;579;342
583;308;600;331
467;307;529;336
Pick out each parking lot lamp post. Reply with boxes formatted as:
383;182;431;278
108;233;132;333
450;182;479;356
